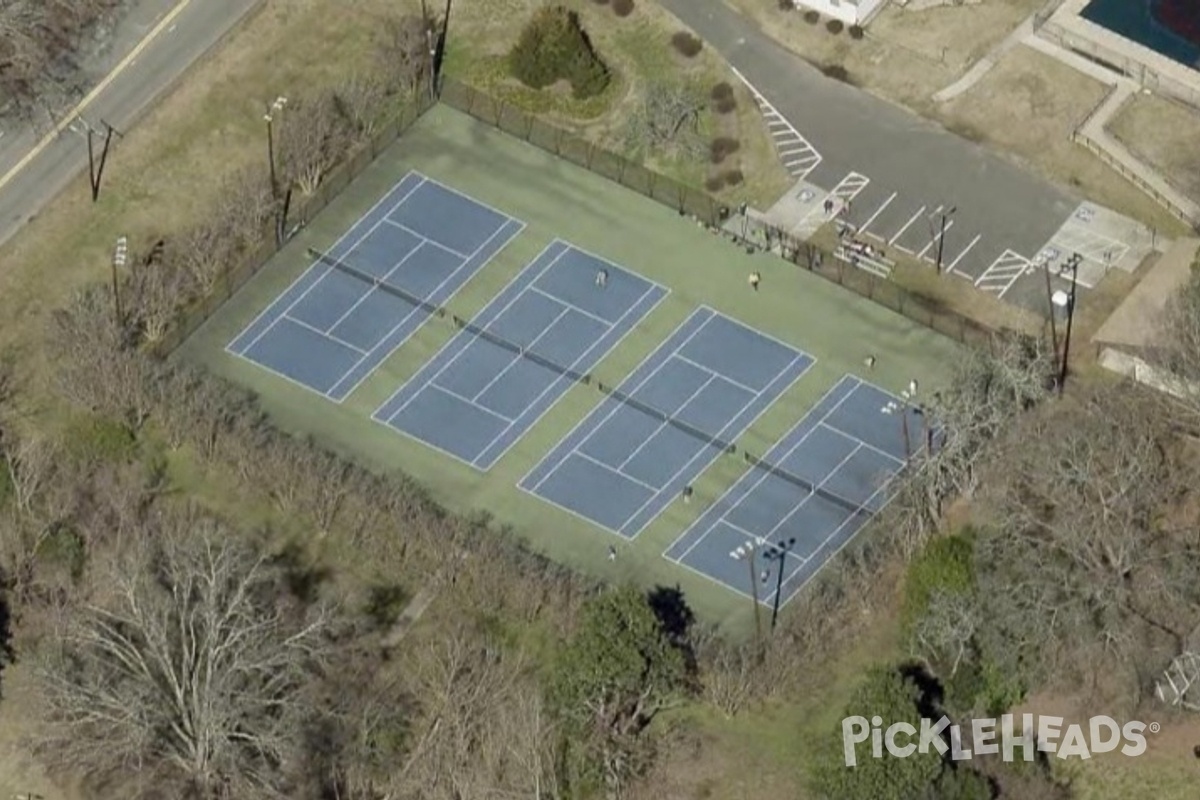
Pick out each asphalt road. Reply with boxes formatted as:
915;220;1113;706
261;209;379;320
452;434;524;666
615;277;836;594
659;0;1082;311
0;0;263;249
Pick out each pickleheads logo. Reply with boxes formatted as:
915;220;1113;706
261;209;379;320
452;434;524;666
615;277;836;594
841;714;1157;766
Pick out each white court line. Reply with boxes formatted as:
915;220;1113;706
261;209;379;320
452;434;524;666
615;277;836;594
858;191;896;236
759;443;864;545
528;285;610;326
618;348;813;539
331;216;526;402
615;374;717;472
917;219;955;260
661;375;849;561
672;353;760;396
322;237;427;334
475;281;669;470
520;308;718;495
469;306;572;403
378;241;569;422
672;377;862;564
282;314;366;354
944;233;981;275
889;205;926;245
574;450;660;493
229;174;425;358
431;385;512;423
381;217;469;260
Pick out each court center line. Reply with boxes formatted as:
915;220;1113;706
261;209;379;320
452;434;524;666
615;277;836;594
528;285;611;326
524;310;718;495
333;215;526;402
380;217;469;260
889;205;927;245
662;374;854;561
614;374;717;473
943;233;981;275
820;420;907;467
282;314;367;354
236;178;426;358
227;173;425;358
671;353;761;396
573;450;660;493
468;306;573;403
429;384;513;423
321;235;431;335
476;280;667;470
381;242;571;423
766;474;895;608
759;443;863;545
672;376;862;564
619;348;814;537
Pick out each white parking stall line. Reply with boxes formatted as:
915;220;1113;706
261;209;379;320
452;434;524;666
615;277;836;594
857;191;896;236
729;64;822;180
889;205;926;245
974;249;1031;298
944;233;981;275
917;219;955;260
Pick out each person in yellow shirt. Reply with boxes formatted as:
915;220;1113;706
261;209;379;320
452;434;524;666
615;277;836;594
749;271;761;291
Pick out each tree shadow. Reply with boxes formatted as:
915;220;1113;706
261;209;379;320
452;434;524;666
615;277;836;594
0;586;13;699
648;584;698;679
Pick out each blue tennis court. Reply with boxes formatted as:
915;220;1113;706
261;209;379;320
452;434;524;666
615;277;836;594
226;171;524;400
664;375;921;608
373;240;667;470
520;307;814;538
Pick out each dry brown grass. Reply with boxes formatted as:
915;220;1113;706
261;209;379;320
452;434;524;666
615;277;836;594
727;0;1040;110
1108;92;1200;204
939;45;1189;234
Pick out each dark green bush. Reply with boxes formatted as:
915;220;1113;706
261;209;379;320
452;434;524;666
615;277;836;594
722;168;744;186
611;0;635;17
710;82;733;101
671;31;703;58
508;6;611;100
709;137;740;163
849;24;865;39
826;18;844;34
803;9;820;24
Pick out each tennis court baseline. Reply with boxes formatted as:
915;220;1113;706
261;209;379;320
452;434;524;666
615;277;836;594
227;171;523;400
520;307;814;539
665;375;918;607
373;240;667;470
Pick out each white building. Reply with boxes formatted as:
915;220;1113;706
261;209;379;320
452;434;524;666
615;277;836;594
789;0;887;26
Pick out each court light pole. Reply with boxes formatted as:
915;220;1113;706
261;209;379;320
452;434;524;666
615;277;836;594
764;538;797;632
264;96;288;199
731;541;763;651
1055;252;1082;396
935;206;956;275
111;235;128;328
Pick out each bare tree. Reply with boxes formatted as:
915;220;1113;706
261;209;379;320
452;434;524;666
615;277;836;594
277;91;354;196
913;589;980;678
375;12;437;96
974;382;1200;687
49;285;155;429
38;510;332;797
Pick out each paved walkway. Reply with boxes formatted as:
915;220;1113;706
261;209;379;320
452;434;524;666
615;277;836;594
932;11;1037;103
1022;34;1200;227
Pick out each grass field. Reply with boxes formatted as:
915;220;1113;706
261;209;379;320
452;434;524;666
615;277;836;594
177;103;962;628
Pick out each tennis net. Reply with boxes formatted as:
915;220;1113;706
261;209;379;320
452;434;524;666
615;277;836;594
309;246;876;517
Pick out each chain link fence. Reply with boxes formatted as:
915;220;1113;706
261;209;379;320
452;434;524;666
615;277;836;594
160;78;999;356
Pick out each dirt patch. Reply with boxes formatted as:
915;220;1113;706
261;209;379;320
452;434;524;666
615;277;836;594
1108;92;1200;204
939;44;1187;233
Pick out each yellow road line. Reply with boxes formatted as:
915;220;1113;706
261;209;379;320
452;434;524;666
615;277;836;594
0;0;193;193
